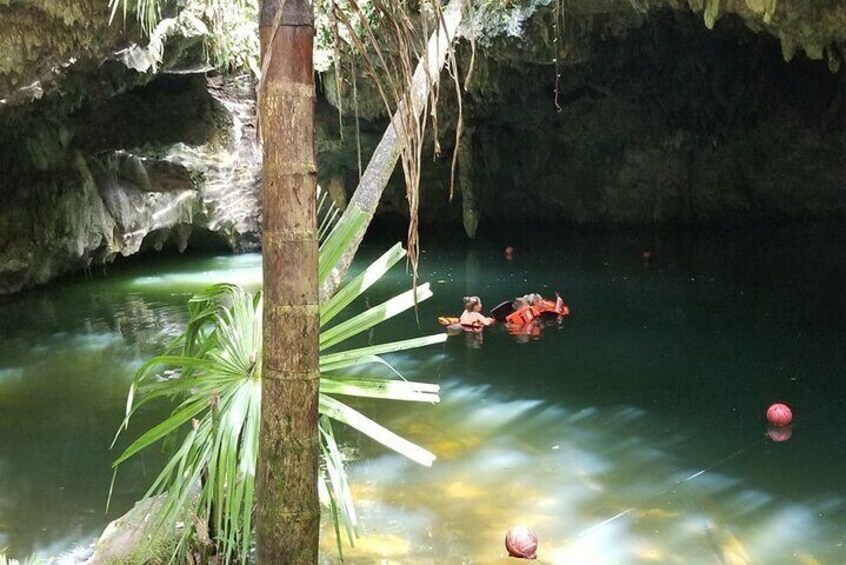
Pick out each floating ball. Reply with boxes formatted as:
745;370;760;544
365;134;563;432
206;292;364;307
505;526;537;560
505;246;515;260
766;403;793;427
766;424;793;443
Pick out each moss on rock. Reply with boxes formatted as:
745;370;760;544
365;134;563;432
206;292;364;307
0;0;130;100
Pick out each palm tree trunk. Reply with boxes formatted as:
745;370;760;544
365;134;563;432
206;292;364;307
320;0;467;301
256;0;320;562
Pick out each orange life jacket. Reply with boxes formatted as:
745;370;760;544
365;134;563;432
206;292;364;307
506;305;536;325
506;296;569;324
538;296;570;316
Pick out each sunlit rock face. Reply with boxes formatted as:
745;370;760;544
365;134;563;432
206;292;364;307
0;0;124;105
0;1;260;294
0;73;260;295
317;2;846;229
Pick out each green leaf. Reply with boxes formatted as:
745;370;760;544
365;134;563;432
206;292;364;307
113;396;209;466
317;184;343;244
320;283;434;350
319;395;437;467
320;334;447;372
318;206;368;285
319;416;357;550
321;376;440;403
320;242;406;326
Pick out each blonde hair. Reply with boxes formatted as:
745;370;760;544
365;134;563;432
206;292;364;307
523;293;542;305
463;296;481;310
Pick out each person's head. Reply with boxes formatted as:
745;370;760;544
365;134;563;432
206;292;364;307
463;296;482;312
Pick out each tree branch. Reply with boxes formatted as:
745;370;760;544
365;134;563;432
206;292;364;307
320;0;467;301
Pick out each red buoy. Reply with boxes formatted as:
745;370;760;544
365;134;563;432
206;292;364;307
505;526;537;560
505;246;515;260
766;403;793;427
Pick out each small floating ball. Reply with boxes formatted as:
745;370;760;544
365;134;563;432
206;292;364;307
766;403;793;427
766;423;793;443
505;526;537;560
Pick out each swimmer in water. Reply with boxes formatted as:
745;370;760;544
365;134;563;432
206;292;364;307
459;296;494;327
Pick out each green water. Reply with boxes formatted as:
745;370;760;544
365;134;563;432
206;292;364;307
1;224;844;563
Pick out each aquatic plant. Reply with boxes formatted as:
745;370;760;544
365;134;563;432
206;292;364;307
111;201;446;563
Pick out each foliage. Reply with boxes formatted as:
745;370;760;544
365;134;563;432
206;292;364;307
111;202;446;563
108;0;166;35
0;555;44;565
204;0;260;76
109;0;259;75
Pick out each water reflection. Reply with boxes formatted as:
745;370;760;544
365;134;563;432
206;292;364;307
319;379;845;564
128;254;261;291
0;334;165;559
0;225;844;562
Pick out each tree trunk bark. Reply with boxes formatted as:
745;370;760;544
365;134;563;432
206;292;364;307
256;0;320;563
320;0;467;301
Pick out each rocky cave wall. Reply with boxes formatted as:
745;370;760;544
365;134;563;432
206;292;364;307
467;10;845;227
0;1;261;295
0;69;261;295
317;1;846;234
1;0;845;293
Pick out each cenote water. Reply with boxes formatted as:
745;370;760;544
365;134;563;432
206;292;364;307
1;224;844;564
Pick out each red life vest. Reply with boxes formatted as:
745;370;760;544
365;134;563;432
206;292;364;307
505;305;536;325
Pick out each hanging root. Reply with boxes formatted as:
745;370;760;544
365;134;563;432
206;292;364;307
328;0;470;288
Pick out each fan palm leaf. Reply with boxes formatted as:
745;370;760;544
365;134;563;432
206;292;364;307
112;205;446;564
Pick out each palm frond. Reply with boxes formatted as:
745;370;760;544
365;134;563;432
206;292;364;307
320;376;439;402
318;206;368;285
319;415;358;556
109;0;162;33
320;282;433;350
113;244;446;563
317;184;343;243
320;242;405;326
319;334;447;373
319;395;436;467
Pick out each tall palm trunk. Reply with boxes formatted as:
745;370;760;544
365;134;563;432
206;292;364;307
256;0;320;562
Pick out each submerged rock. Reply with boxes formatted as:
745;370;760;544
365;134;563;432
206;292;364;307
88;495;174;565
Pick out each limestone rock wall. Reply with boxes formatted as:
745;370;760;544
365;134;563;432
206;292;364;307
0;74;260;295
2;0;846;293
462;11;846;226
0;0;126;104
316;5;846;232
0;1;261;294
